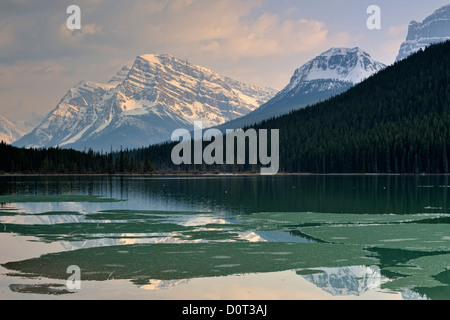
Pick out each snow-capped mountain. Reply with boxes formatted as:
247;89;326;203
0;115;25;144
216;47;386;130
287;47;384;85
14;54;277;151
396;4;450;61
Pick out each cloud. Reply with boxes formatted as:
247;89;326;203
199;14;330;59
29;62;67;76
58;23;103;45
99;0;347;62
0;60;72;123
387;24;408;37
1;0;354;65
378;39;404;61
0;61;67;90
82;23;103;35
0;19;14;49
125;0;261;44
285;7;297;16
373;24;408;64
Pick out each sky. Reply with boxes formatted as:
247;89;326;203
0;0;449;129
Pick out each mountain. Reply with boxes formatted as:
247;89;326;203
397;4;450;61
0;115;25;144
132;40;450;175
254;40;450;174
216;47;386;131
14;54;277;151
2;41;450;175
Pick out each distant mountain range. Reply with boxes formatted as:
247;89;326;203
14;47;385;151
397;4;450;61
5;4;449;152
0;115;25;145
13;54;277;151
216;47;386;131
3;45;386;150
2;37;450;175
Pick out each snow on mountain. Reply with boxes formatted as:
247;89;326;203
396;4;450;61
288;47;384;86
14;54;277;151
0;115;25;144
216;47;386;130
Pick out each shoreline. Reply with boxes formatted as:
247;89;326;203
1;172;449;177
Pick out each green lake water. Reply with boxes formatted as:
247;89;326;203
0;175;449;300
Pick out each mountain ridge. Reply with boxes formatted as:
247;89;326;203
1;40;450;175
0;115;25;145
216;47;386;131
397;4;450;61
14;54;277;151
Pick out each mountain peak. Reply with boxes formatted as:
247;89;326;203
136;53;216;77
138;53;173;64
432;4;450;16
216;47;385;131
14;54;276;151
0;115;25;144
288;47;385;89
323;47;363;55
397;4;450;60
138;53;195;68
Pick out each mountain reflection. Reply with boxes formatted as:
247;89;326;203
300;266;384;297
1;175;450;300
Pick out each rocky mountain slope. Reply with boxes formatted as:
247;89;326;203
216;47;386;131
397;4;450;61
0;115;25;145
14;54;277;151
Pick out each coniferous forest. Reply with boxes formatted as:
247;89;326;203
1;40;449;175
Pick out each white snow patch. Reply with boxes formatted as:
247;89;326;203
140;54;163;65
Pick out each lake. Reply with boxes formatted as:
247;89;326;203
0;175;449;300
